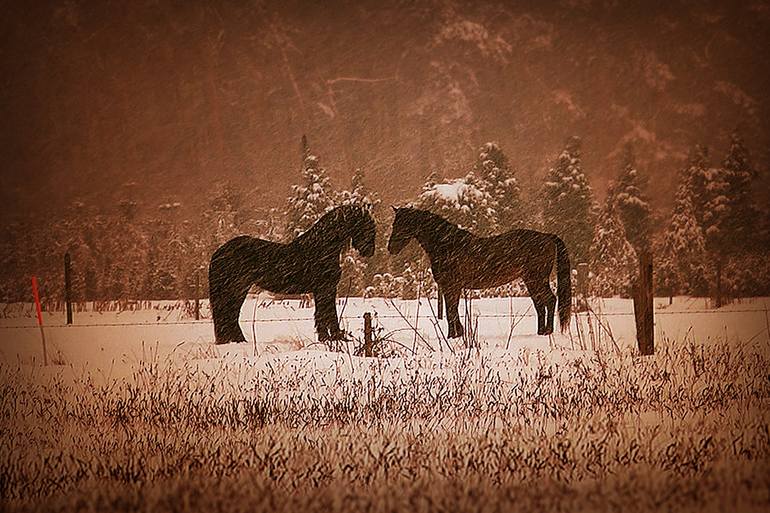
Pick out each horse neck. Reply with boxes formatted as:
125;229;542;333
413;212;466;255
295;214;350;256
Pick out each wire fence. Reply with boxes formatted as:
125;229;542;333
0;307;767;330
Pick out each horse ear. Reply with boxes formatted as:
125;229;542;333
391;205;397;212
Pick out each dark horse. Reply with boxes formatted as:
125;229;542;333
387;207;571;338
209;205;375;344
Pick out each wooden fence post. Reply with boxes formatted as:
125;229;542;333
64;253;73;325
633;251;654;356
363;312;373;357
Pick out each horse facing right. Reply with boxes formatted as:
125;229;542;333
209;205;376;344
387;207;571;338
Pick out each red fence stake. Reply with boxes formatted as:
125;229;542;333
31;276;48;365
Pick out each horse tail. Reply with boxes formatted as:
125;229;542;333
554;235;572;332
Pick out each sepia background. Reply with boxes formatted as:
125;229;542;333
2;2;770;512
2;0;769;304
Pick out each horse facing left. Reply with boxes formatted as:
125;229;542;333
387;207;571;339
208;205;376;344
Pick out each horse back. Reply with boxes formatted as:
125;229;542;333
436;229;557;289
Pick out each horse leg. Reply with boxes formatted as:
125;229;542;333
313;291;331;342
544;281;557;335
538;282;557;336
525;277;556;336
314;285;344;342
444;288;463;339
326;294;345;341
209;265;249;344
533;298;546;336
523;276;543;335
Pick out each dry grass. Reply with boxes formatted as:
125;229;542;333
1;341;769;512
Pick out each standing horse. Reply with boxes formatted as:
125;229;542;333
387;207;571;338
209;205;376;344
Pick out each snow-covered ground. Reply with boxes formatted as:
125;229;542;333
1;296;768;385
4;296;770;512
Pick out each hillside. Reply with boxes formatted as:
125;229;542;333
2;0;769;221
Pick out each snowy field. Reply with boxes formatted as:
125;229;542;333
2;296;770;512
2;296;769;375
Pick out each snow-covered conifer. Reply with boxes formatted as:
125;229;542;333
655;174;709;297
589;189;637;297
684;144;711;228
721;130;756;254
475;142;525;230
542;136;595;264
613;146;652;253
284;152;336;239
340;168;380;212
205;182;242;246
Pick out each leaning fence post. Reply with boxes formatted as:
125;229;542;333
633;251;654;356
363;312;373;357
31;276;48;365
64;253;73;325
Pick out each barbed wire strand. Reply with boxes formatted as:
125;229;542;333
0;308;767;330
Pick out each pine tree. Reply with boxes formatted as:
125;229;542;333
700;164;732;306
542;136;595;264
423;170;439;191
681;144;724;302
340;168;380;211
699;131;759;304
205;182;242;247
655;174;709;298
613;146;652;253
143;212;178;299
684;144;711;228
285;152;336;240
371;272;398;298
589;190;637;297
475;142;525;230
721;130;756;255
462;170;498;235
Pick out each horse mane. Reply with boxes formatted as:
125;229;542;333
403;208;473;239
295;205;370;243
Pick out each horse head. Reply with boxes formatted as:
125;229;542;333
350;206;376;257
387;206;418;255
